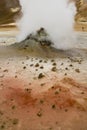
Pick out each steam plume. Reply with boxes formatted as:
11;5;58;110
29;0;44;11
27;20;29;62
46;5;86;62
16;0;77;50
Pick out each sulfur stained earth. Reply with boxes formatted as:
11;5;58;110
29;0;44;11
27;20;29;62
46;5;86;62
0;31;87;130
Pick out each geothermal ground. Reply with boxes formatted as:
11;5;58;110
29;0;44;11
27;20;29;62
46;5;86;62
0;24;87;130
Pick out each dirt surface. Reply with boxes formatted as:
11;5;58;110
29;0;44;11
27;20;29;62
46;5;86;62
0;27;87;130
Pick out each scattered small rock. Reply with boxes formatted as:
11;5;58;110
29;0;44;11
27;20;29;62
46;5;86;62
75;69;80;73
65;109;68;112
35;63;39;67
38;73;45;79
81;91;84;94
3;69;8;72
0;125;5;129
39;60;43;63
69;64;73;67
22;62;24;64
30;64;33;67
15;75;18;78
12;105;16;110
51;67;57;72
44;60;47;63
37;111;42;117
52;104;56;109
40;66;44;69
61;63;64;66
40;83;45;86
64;73;67;76
23;66;26;69
51;59;55;62
65;67;68;70
35;69;38;71
40;100;44;104
52;63;57;66
55;91;59;95
25;88;32;93
12;118;19;125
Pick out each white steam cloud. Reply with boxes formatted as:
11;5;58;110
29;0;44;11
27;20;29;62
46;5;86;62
16;0;77;50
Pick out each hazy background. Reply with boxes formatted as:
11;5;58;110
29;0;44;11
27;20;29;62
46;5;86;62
0;0;87;26
0;0;20;25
